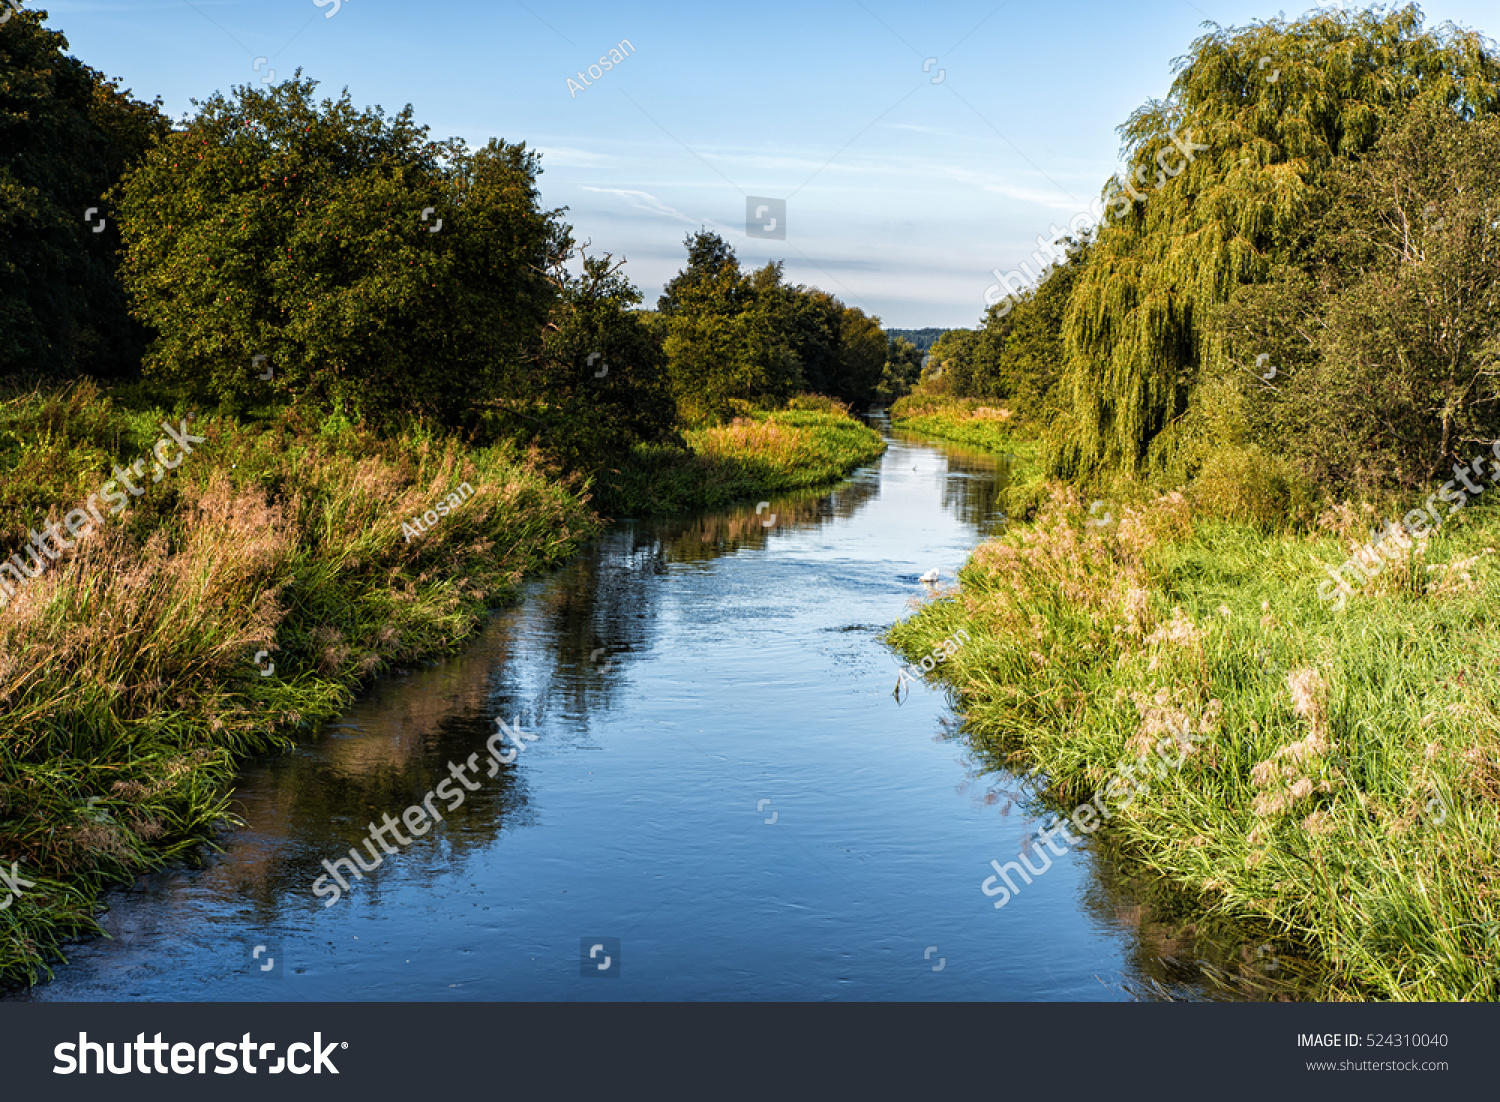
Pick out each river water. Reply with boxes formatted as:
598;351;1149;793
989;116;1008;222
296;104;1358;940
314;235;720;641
10;419;1283;1002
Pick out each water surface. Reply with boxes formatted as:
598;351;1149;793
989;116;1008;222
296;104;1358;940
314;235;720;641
9;420;1284;1001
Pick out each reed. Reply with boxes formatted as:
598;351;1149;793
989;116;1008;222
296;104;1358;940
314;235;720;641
888;479;1500;1000
594;408;885;515
0;382;598;986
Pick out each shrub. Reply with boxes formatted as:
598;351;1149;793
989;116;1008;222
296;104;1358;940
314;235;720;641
114;77;567;428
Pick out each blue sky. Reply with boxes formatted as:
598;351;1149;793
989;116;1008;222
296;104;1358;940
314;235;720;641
37;0;1500;328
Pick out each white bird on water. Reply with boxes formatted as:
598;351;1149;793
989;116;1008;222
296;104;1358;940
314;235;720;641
919;569;940;585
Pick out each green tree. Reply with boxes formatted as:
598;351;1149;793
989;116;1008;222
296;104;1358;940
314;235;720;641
662;249;750;424
1215;100;1500;493
833;305;886;407
924;328;978;394
736;260;806;406
768;286;886;408
657;229;739;316
783;288;842;396
524;253;677;469
986;238;1089;414
1047;6;1500;482
115;76;568;427
877;335;924;405
660;235;886;417
0;9;167;381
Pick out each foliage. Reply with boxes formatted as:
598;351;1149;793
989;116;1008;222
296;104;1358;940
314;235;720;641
877;335;924;405
114;76;568;428
832;302;887;407
660;233;889;419
1214;99;1500;495
656;228;739;316
919;328;975;395
508;253;679;470
890;485;1500;1000
985;239;1090;418
0;9;168;382
1047;5;1500;484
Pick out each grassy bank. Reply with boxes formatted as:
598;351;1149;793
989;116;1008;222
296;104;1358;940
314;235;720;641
0;384;885;986
888;395;1029;455
0;381;599;985
593;406;886;515
888;482;1500;1001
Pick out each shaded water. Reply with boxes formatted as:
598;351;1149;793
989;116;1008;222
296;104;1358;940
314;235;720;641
10;419;1291;1001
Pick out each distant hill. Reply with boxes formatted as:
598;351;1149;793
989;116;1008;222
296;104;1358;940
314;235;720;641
885;327;948;355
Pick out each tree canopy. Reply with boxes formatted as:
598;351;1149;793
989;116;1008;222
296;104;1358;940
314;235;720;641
1045;5;1500;483
0;9;167;381
659;232;889;421
115;76;568;427
1213;97;1500;492
527;253;679;469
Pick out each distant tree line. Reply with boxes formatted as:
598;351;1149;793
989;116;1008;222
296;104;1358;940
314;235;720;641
884;328;948;356
653;230;887;423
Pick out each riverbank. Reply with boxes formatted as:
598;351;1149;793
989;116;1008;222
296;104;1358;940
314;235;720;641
888;395;1030;456
0;381;599;984
0;383;881;987
593;406;886;515
887;482;1500;1001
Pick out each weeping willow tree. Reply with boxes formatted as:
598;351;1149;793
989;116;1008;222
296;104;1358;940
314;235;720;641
1047;5;1500;482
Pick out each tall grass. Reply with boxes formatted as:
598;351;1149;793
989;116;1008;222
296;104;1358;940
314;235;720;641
889;395;1025;454
0;382;597;986
888;481;1500;1000
595;408;885;515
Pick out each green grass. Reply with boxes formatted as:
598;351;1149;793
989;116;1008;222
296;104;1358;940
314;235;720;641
0;384;885;987
887;480;1500;1001
0;381;598;987
889;394;1025;453
593;407;886;515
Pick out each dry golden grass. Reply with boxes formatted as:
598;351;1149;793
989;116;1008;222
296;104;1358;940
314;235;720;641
0;389;598;985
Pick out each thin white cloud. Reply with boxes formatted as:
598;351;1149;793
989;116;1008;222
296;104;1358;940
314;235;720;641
590;143;1097;212
930;164;1098;211
578;187;698;223
577;187;741;239
534;145;613;168
884;122;967;138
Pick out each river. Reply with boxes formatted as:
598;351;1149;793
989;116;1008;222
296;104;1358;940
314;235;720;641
8;418;1284;1001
